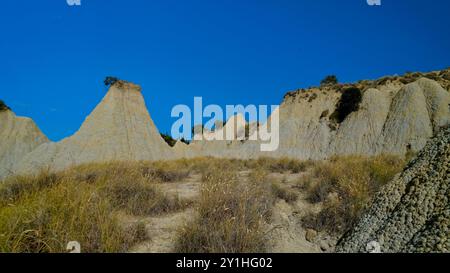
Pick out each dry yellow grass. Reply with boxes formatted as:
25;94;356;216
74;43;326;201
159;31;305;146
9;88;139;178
174;167;274;253
0;161;191;253
0;156;406;253
300;155;405;234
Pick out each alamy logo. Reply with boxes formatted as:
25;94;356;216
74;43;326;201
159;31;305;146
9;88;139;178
171;97;280;152
367;0;381;6
67;241;81;253
67;0;81;6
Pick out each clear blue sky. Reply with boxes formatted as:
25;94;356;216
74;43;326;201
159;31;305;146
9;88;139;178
1;0;449;141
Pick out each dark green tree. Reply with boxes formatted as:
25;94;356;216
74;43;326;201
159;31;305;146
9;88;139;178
160;133;177;147
330;87;362;124
320;75;338;86
104;76;119;87
0;100;10;112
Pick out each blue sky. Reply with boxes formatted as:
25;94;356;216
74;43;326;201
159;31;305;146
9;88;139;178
1;0;449;141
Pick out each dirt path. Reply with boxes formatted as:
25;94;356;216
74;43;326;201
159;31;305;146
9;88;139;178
158;173;201;200
130;209;196;253
128;173;201;253
267;173;336;253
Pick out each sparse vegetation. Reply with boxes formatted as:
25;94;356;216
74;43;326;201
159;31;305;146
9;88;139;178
160;133;177;147
320;75;338;86
104;76;119;87
330;87;362;124
320;110;329;119
180;138;190;145
101;170;188;216
271;181;298;204
0;175;142;253
249;157;310;173
308;93;318;102
0;100;10;112
160;133;190;147
174;167;273;253
141;161;191;182
300;155;405;235
0;162;193;253
0;156;407;253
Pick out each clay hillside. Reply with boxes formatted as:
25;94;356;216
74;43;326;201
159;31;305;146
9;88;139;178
1;69;450;178
0;101;48;178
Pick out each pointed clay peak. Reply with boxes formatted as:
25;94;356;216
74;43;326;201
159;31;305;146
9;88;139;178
225;113;247;129
0;100;11;112
111;80;142;92
174;140;189;149
0;109;49;179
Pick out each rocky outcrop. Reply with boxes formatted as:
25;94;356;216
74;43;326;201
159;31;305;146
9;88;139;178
272;77;450;159
183;74;450;160
336;126;450;253
12;81;173;175
0;110;48;178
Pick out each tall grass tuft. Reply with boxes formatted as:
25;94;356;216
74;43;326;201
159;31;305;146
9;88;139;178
300;155;405;234
174;167;273;253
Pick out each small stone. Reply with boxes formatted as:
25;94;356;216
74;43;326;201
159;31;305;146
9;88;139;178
320;241;330;252
305;229;318;242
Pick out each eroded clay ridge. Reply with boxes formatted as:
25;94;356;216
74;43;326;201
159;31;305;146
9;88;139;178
0;110;48;178
1;69;450;178
186;69;450;159
336;126;450;253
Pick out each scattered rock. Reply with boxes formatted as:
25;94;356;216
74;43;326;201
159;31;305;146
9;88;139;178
320;241;330;252
326;192;339;203
305;229;318;242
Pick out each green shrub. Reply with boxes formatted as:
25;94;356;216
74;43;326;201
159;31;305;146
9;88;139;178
252;157;310;173
0;178;143;253
180;138;190;145
330;87;362;124
271;182;298;204
160;133;177;147
320;75;338;86
104;76;119;87
103;174;187;216
301;155;405;235
174;168;273;253
0;162;192;253
0;100;10;112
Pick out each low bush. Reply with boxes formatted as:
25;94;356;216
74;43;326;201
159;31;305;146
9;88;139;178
0;162;192;253
330;87;362;124
248;157;311;174
0;100;10;112
161;133;177;147
174;168;273;253
301;155;405;234
0;179;143;252
320;75;338;86
271;182;298;204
